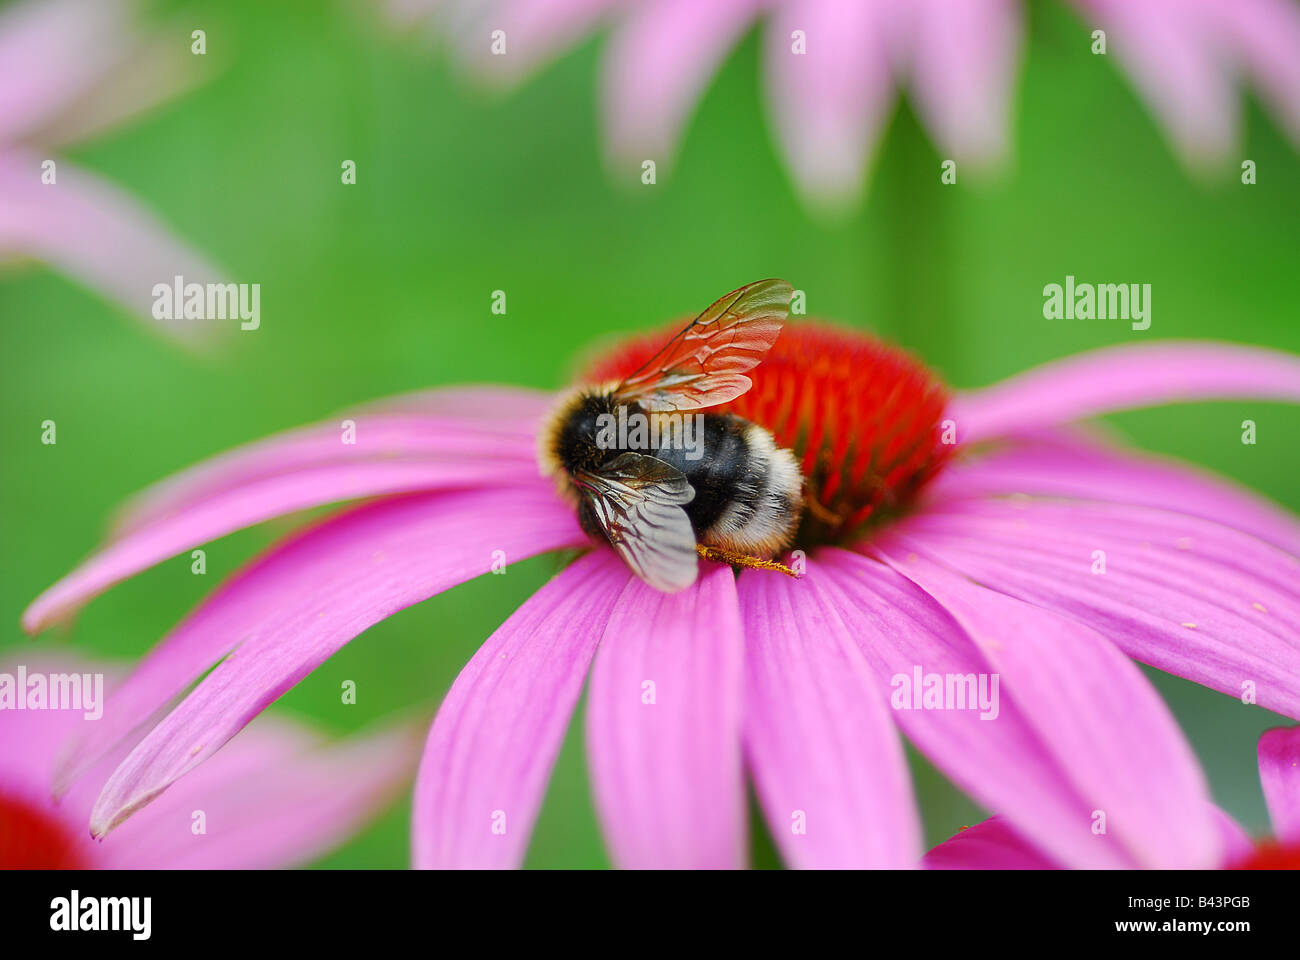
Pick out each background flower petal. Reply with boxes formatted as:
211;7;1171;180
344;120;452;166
72;486;584;830
602;0;762;170
0;148;226;346
586;564;746;868
412;551;628;868
1257;725;1300;843
764;0;899;211
739;568;920;868
94;715;422;869
951;341;1300;445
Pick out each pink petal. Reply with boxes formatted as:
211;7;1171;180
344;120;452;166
412;551;629;868
817;547;1187;868
894;498;1300;720
0;0;132;142
1210;0;1300;150
872;542;1222;868
1258;726;1300;844
94;715;422;869
602;0;762;169
75;486;585;833
763;0;900;211
24;408;547;634
923;816;1061;870
0;149;226;347
738;568;920;868
951;341;1300;445
906;0;1022;169
1071;0;1236;166
451;0;617;87
586;564;746;868
929;428;1300;555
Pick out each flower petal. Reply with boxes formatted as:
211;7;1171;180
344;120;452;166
894;498;1300;720
586;564;746;868
923;816;1060;870
951;341;1300;445
23;408;546;634
871;542;1222;868
74;486;584;831
0;149;226;346
450;0;617;87
906;0;1022;169
95;715;422;869
602;0;761;169
738;568;920;868
1258;725;1300;844
412;551;629;868
763;0;899;211
1071;0;1237;165
929;428;1300;555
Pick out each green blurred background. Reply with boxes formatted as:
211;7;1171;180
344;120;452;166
2;0;1298;867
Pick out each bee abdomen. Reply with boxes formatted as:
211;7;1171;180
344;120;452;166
654;415;803;558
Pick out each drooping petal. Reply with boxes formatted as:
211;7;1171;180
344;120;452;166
73;486;585;831
1071;0;1237;166
950;341;1300;445
906;0;1022;169
586;564;746;868
738;568;920;868
928;428;1300;555
0;149;226;346
1258;726;1300;844
872;542;1222;869
23;409;547;634
811;549;1124;868
1209;0;1300;150
602;0;762;170
95;715;422;869
0;0;133;143
412;551;629;869
763;0;900;211
892;498;1300;720
923;816;1061;870
448;0;617;87
817;547;1218;868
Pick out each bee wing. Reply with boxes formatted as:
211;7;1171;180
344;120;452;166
611;278;793;412
575;452;699;593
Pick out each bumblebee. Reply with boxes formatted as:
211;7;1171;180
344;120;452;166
541;279;804;592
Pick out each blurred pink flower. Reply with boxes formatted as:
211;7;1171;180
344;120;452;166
394;0;1300;208
924;725;1300;869
0;656;419;868
21;315;1300;868
0;0;226;346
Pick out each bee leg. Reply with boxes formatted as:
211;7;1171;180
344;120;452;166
802;489;842;527
695;543;801;579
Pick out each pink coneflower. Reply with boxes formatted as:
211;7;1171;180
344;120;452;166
924;725;1300;869
0;0;225;346
21;288;1300;869
395;0;1300;207
0;656;418;868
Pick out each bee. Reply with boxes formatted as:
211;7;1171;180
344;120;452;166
541;279;805;592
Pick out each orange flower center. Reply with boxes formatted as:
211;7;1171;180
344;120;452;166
1228;840;1300;869
582;321;953;547
0;790;86;869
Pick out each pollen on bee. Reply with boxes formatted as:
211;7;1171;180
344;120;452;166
583;322;953;547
